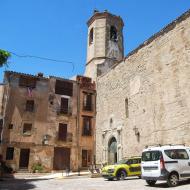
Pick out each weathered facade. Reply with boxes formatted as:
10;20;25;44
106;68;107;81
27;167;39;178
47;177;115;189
0;71;96;172
84;10;190;164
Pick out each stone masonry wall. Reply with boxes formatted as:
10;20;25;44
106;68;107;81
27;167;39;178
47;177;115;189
96;14;190;164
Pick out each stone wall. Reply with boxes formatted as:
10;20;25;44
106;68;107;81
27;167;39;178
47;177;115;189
96;13;190;164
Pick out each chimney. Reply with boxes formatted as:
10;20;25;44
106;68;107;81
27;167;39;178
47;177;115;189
37;72;43;77
93;9;99;14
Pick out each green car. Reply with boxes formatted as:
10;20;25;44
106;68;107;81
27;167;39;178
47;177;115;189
101;157;141;180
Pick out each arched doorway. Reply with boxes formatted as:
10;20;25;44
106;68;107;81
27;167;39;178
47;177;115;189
108;137;117;164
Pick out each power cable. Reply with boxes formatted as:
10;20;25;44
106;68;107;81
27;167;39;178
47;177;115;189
9;51;78;72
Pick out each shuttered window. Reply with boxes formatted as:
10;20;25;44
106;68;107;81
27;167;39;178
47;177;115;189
60;98;69;114
58;123;67;141
26;100;34;112
19;76;36;88
55;80;73;96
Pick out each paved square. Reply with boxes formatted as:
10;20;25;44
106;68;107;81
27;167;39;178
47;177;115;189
1;176;190;190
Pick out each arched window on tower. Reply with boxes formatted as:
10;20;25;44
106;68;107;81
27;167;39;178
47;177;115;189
89;28;94;45
110;26;117;42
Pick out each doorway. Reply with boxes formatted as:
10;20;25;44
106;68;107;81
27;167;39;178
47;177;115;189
108;137;117;164
53;147;70;170
19;149;30;168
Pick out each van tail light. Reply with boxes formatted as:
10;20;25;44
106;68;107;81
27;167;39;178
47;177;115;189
160;156;165;170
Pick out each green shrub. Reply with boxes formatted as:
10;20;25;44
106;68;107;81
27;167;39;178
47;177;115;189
32;162;44;173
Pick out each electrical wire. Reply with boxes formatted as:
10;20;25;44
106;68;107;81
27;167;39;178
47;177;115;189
9;51;77;72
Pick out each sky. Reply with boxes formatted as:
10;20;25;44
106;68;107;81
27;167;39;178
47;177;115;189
1;0;190;81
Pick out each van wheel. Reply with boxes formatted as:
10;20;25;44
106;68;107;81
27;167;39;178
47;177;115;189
116;170;127;180
146;180;156;186
167;173;179;187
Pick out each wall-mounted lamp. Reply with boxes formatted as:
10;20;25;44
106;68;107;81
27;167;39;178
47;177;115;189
133;126;140;142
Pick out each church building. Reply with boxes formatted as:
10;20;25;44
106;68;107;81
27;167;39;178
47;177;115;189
85;9;190;164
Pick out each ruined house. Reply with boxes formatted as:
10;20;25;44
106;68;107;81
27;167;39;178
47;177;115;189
84;10;190;164
0;71;96;172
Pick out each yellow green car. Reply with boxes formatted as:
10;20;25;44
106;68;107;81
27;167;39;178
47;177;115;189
101;157;141;180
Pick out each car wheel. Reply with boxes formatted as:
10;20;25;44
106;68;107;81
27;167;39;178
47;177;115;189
116;170;126;180
146;180;156;186
108;178;113;181
167;173;179;187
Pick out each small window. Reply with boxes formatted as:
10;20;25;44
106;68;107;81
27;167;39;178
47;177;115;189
6;147;14;160
125;98;129;118
110;118;113;128
110;26;117;42
83;93;92;111
89;28;94;45
164;149;189;160
26;100;34;112
82;117;92;136
8;124;13;129
23;123;32;135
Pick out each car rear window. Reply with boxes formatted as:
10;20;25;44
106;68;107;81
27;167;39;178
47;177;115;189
142;151;162;161
164;149;189;160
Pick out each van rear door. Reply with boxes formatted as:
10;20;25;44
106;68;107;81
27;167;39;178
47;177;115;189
141;150;162;178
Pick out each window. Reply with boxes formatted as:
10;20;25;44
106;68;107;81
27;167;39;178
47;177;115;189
23;123;32;135
164;149;189;160
26;100;34;112
8;124;13;129
55;80;73;96
142;151;162;161
110;118;113;128
110;26;117;41
82;117;92;136
83;93;92;111
125;98;129;118
6;147;14;160
60;98;69;114
58;123;67;141
89;28;93;45
19;76;36;88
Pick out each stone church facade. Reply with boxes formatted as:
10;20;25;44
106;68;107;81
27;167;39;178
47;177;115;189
85;10;190;164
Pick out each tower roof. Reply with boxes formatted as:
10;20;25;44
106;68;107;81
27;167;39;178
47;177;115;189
87;10;124;27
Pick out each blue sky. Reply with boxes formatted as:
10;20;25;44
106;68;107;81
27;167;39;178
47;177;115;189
1;0;190;81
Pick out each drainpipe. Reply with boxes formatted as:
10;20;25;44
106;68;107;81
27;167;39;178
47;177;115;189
76;81;80;175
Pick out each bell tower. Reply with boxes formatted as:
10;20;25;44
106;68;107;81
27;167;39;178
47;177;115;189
85;10;124;80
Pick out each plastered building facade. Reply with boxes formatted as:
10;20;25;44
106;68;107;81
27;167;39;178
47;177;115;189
0;72;96;172
85;10;190;164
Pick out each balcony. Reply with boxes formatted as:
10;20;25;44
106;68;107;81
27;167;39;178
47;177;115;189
56;107;72;116
57;132;73;142
83;104;93;112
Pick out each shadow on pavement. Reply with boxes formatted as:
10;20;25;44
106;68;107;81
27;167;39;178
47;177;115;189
145;179;190;188
0;178;49;190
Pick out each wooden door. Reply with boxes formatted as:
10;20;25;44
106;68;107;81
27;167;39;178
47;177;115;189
82;150;88;167
53;147;70;170
19;149;30;168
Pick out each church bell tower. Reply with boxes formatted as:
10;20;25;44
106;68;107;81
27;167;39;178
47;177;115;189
85;10;124;80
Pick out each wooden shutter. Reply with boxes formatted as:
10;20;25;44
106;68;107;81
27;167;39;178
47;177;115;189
58;123;67;141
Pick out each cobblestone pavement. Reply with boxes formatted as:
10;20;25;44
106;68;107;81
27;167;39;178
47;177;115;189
1;176;190;190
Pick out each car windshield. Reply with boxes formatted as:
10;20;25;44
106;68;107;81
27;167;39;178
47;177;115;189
142;151;162;161
116;159;128;164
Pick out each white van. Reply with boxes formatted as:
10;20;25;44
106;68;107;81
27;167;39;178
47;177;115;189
141;145;190;187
